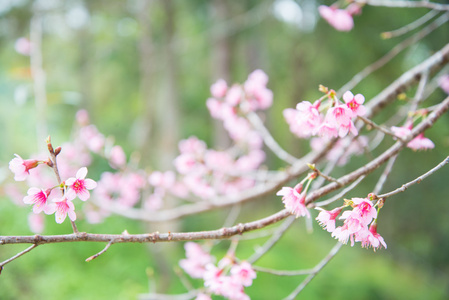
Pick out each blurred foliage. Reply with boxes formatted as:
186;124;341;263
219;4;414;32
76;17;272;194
0;0;448;299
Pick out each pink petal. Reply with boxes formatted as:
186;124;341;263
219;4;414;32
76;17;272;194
84;178;97;190
78;189;90;201
66;178;76;186
76;167;88;179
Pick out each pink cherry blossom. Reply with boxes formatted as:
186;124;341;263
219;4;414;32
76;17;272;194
406;133;435;151
9;154;40;181
195;293;212;300
357;223;387;251
350;198;377;225
325;104;357;137
316;207;342;232
391;125;434;150
76;109;90;126
179;136;207;155
79;125;105;153
276;183;310;218
210;79;228;98
206;98;224;119
317;122;338;138
203;264;225;293
247;69;269;86
319;5;354;32
225;85;242;106
230;261;256;287
23;187;54;214
179;242;214;278
148;171;175;188
109;145;126;168
343;91;366;117
439;74;449;94
53;196;76;224
66;167;97;201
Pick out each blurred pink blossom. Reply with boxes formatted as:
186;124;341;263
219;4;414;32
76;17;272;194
319;5;354;32
179;242;213;278
438;74;449;94
210;79;228;98
14;37;33;56
28;213;44;234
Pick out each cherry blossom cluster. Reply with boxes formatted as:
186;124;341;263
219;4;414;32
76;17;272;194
316;196;387;251
9;148;96;225
318;3;363;32
207;69;273;142
179;242;256;300
391;110;435;151
284;87;366;139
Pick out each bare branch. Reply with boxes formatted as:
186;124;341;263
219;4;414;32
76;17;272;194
0;209;292;245
85;240;114;262
248;216;296;264
284;242;343;299
338;13;449;95
373;154;398;194
381;10;440;38
247;112;299;164
357;0;449;11
377;155;449;199
0;244;38;268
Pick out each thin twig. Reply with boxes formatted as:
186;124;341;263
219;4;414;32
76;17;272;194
338;13;449;95
85;240;114;262
358;116;404;141
373;154;398;194
381;10;440;38
357;0;449;11
377;156;449;199
252;265;314;276
312;175;366;207
247;112;298;165
0;244;38;268
248;216;296;264
283;242;343;299
309;164;343;186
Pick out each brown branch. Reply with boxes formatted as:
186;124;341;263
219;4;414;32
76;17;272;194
0;244;38;269
0;209;291;245
377;155;449;199
85;240;114;262
357;0;449;11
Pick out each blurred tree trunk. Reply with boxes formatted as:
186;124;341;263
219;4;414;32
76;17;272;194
137;0;156;163
137;0;181;293
210;0;232;149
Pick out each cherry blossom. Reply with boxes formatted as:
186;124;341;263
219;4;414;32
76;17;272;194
318;5;354;32
179;242;214;278
316;207;343;232
108;145;126;169
391;125;434;151
195;294;212;300
406;133;435;151
276;183;310;218
210;79;228;98
357;223;387;251
9;154;40;181
52;195;76;224
343;91;366;117
23;187;54;214
66;167;97;201
230;261;257;287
